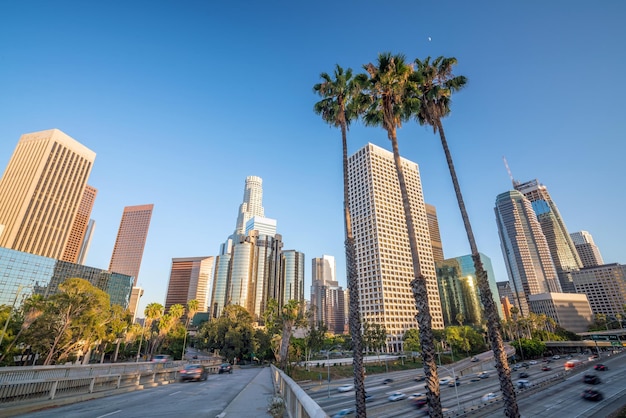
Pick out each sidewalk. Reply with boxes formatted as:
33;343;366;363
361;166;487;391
217;366;275;418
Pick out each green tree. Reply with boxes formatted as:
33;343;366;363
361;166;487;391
181;299;199;360
413;55;518;416
199;304;257;362
143;302;164;358
0;294;44;364
403;328;421;353
265;299;306;371
313;64;367;417
360;52;442;416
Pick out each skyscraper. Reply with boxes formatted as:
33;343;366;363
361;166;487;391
0;129;95;259
61;185;98;263
310;255;346;334
425;203;444;263
495;190;561;316
109;204;154;285
572;263;626;319
165;257;214;312
514;179;582;292
348;143;444;352
234;176;264;235
77;219;96;265
282;250;305;305
570;231;604;268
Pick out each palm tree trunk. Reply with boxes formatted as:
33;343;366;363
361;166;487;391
341;122;366;418
436;119;519;417
389;132;442;418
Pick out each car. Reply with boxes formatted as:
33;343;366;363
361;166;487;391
412;396;427;408
516;379;530;388
552;355;560;360
481;392;498;402
583;374;601;384
448;380;460;387
439;376;453;384
581;389;603;402
477;371;490;379
365;393;374;402
518;372;529;378
471;356;480;362
470;377;481;382
332;408;355;417
588;355;599;361
151;354;172;363
521;362;529;367
382;378;394;384
529;360;538;365
408;393;425;400
179;364;208;382
337;384;354;392
512;365;520;371
541;366;551;371
414;375;426;382
388;392;407;402
594;364;608;371
218;363;233;374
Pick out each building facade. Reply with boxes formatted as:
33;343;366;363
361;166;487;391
235;176;264;235
310;255;346;334
495;190;561;316
0;129;96;259
527;292;592;333
165;256;214;312
0;247;133;309
348;143;444;352
61;185;98;264
571;264;626;319
282;250;305;305
77;219;96;265
425;203;444;264
570;231;605;268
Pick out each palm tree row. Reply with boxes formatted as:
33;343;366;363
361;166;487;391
314;53;519;418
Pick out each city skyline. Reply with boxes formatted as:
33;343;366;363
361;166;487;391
1;2;625;316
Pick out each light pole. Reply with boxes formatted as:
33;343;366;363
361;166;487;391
438;364;461;412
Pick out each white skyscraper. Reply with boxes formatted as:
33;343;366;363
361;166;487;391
570;231;604;268
234;176;264;235
348;143;444;352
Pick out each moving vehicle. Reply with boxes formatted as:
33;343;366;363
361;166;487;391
588;354;599;361
581;389;603;401
519;372;529;378
481;392;498;402
439;376;453;384
218;363;233;374
565;359;581;370
471;357;480;362
388;392;407;402
448;380;460;387
583;374;601;384
529;360;538;365
332;407;355;417
179;364;208;382
337;384;354;392
477;371;490;379
151;354;172;363
595;364;608;371
414;375;426;382
516;379;530;388
382;378;394;384
552;355;561;360
541;366;552;371
365;393;374;402
408;393;424;400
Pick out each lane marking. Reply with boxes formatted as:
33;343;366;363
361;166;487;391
169;390;182;396
96;410;122;418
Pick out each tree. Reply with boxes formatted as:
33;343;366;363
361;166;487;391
313;64;367;417
181;299;199;360
264;299;306;371
199;304;257;362
143;302;164;357
0;294;44;364
403;328;421;353
413;55;519;417
360;52;442;417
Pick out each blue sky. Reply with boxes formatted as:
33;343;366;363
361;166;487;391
1;1;625;316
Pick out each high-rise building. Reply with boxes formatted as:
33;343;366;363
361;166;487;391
310;255;346;334
495;190;561;316
514;179;582;292
77;219;96;265
0;129;96;259
109;204;154;286
209;253;231;318
235;176;264;235
527;292;592;333
570;231;604;268
572;263;626;319
61;185;97;263
436;253;503;327
282;250;305;305
496;281;515;320
165;257;214;312
425;204;444;263
348;143;444;352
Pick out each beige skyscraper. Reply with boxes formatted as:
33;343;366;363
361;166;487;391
425;203;444;263
0;129;95;259
109;204;154;285
348;143;444;352
61;185;98;263
165;257;214;313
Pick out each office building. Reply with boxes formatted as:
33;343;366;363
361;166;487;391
496;281;515;320
495;190;561;316
235;176;264;235
570;231;604;268
515;179;582;292
61;185;97;264
572;264;626;319
527;292;592;333
436;253;503;327
310;255;346;334
165;257;214;312
0;247;133;309
282;250;305;305
209;254;231;318
348;143;444;352
0;129;96;259
425;204;444;263
109;204;154;286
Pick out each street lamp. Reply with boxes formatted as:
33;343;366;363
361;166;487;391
438;364;461;412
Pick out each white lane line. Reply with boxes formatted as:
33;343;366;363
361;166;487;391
169;390;182;396
96;410;122;418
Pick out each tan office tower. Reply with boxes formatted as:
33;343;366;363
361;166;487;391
0;129;95;259
425;203;444;263
109;204;154;286
165;257;214;313
348;143;444;352
61;185;97;263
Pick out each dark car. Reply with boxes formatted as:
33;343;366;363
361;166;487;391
218;363;233;374
413;397;427;408
414;375;426;382
583;374;601;385
179;364;208;382
365;393;374;402
594;364;608;371
448;380;460;387
519;372;529;378
541;366;551;371
383;378;394;384
581;389;603;401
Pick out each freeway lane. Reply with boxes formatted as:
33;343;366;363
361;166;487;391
15;367;261;418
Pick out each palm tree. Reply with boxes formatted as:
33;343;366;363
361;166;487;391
313;64;367;416
360;52;442;417
182;299;199;360
414;55;519;417
143;302;164;358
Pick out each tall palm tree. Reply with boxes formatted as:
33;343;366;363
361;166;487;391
313;64;367;417
143;302;164;357
414;55;519;417
360;52;442;417
182;299;199;360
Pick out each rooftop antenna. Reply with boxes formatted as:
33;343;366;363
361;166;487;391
502;156;520;187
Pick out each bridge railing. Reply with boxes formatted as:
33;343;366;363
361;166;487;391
270;365;328;418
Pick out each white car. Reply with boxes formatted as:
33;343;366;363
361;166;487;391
337;384;354;393
388;392;407;402
516;379;530;388
528;360;538;365
552;355;560;360
481;392;498;402
439;376;453;384
408;392;425;400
